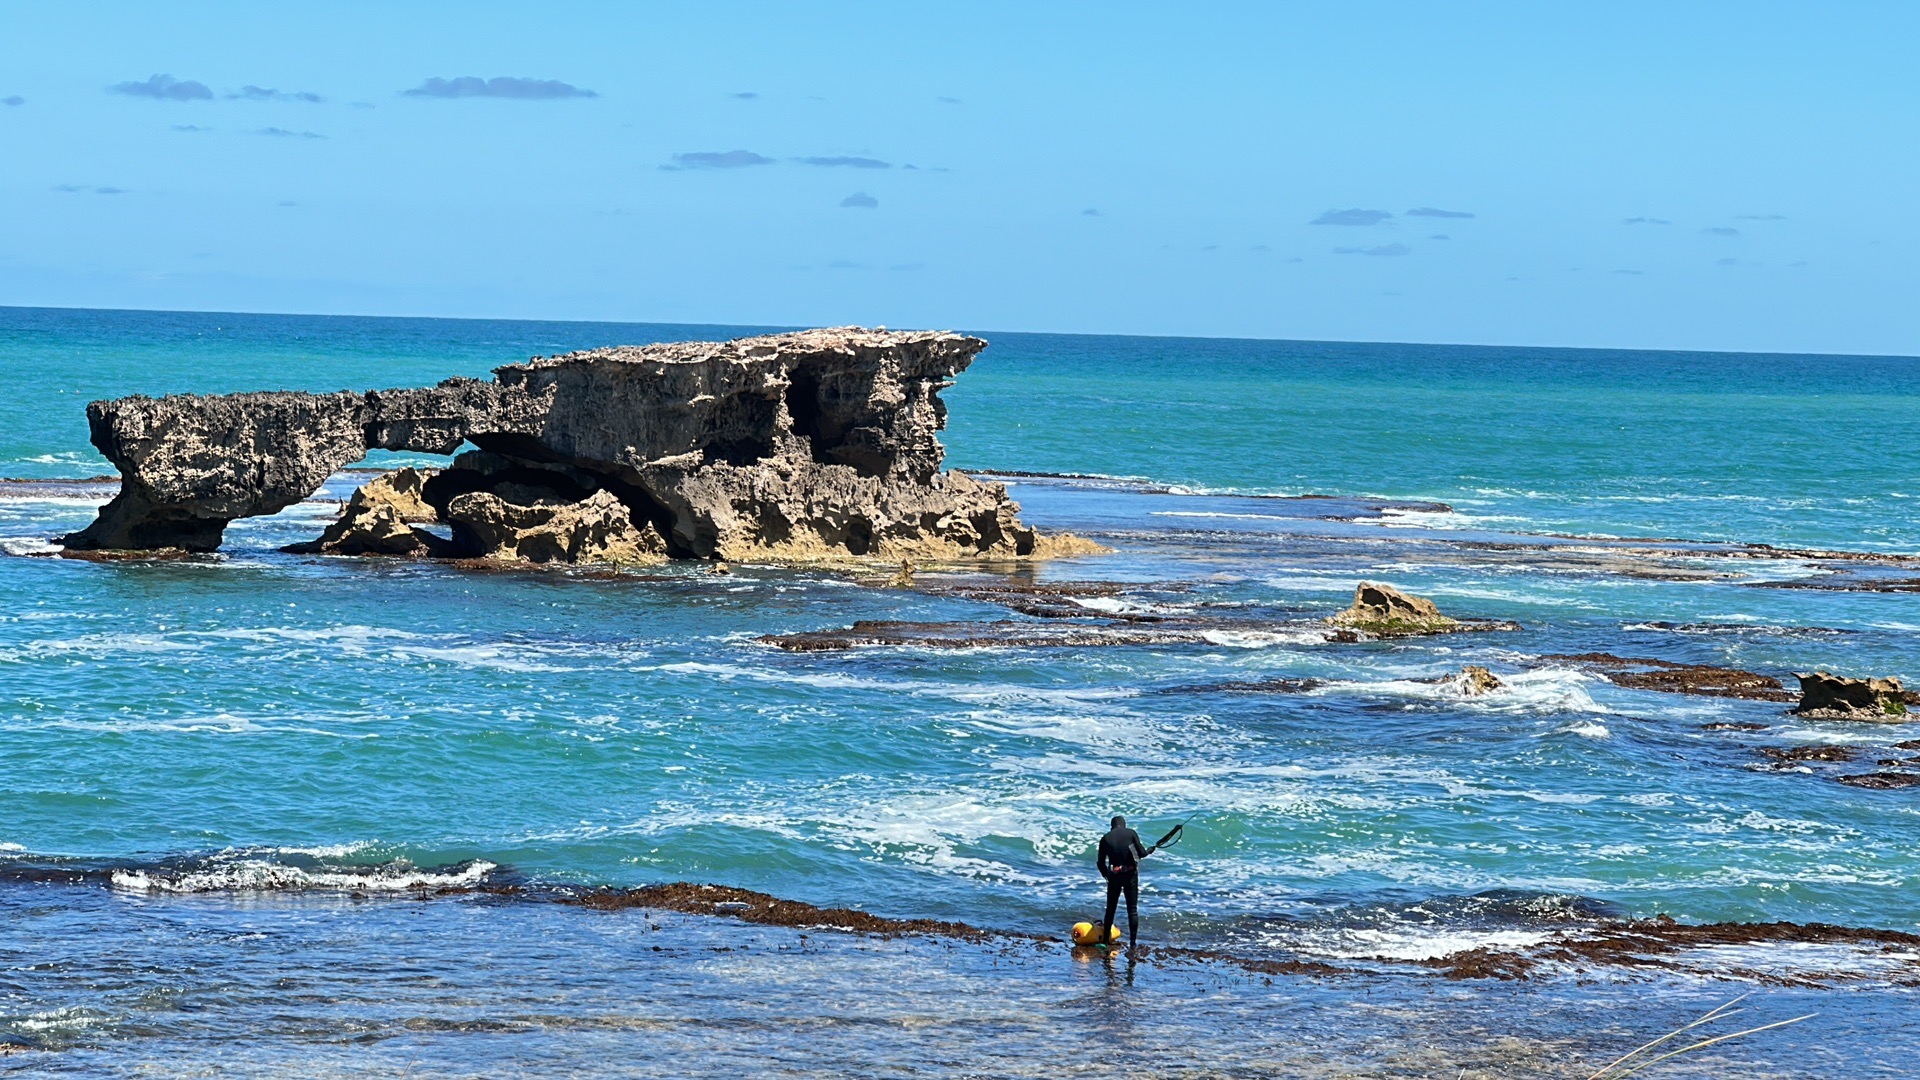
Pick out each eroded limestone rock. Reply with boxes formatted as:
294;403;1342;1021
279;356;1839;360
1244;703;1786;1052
1793;672;1911;720
354;467;438;523
288;468;443;557
61;328;1102;565
1453;665;1504;696
445;489;669;565
1330;582;1461;636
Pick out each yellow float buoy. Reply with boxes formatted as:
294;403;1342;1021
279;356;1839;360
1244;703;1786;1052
1070;921;1121;946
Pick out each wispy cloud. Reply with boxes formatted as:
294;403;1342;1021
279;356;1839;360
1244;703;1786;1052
798;155;890;169
731;91;759;100
111;74;212;101
1701;226;1740;237
1333;243;1409;256
55;184;125;195
840;192;879;209
663;150;773;170
257;127;324;139
1311;208;1392;227
233;85;324;103
1622;216;1670;225
1405;206;1474;219
171;124;211;132
1081;208;1101;217
2;96;22;107
1735;213;1786;221
404;76;597;100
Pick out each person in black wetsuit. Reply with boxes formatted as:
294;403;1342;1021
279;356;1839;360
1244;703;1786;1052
1097;815;1156;949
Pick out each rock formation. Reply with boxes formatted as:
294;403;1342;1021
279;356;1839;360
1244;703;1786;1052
289;467;441;556
61;328;1103;565
1792;672;1912;720
1330;582;1460;636
446;489;668;565
1452;665;1504;696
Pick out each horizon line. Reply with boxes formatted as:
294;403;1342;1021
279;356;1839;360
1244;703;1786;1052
2;302;1914;363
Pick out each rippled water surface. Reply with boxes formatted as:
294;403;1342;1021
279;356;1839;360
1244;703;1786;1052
2;307;1918;1075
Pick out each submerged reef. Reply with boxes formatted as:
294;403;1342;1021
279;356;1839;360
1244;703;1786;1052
61;328;1100;564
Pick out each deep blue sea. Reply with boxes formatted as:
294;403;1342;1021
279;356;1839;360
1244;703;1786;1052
3;306;1918;1076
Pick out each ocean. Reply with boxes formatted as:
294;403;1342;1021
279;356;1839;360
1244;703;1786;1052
2;305;1917;1076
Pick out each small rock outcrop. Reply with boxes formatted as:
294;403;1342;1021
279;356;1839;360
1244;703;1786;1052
1452;665;1505;696
1792;672;1911;720
60;328;1103;565
1837;772;1920;789
445;489;668;565
289;467;441;556
1330;582;1460;636
354;467;438;523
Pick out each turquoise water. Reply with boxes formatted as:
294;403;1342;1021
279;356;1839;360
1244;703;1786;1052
3;306;1918;1073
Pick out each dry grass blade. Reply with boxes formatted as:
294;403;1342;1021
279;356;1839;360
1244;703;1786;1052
1607;1014;1814;1078
1583;995;1748;1080
1594;1010;1813;1080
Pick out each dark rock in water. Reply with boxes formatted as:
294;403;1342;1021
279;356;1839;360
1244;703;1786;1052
1894;739;1920;751
57;546;203;563
564;882;1024;942
61;328;1103;564
1791;671;1913;721
1167;677;1324;695
1750;575;1920;593
1541;653;1795;702
913;579;1168;621
759;614;1333;652
1612;666;1791;701
1760;745;1856;764
762;619;1198;652
1837;772;1920;790
1701;721;1770;732
1628;620;1852;636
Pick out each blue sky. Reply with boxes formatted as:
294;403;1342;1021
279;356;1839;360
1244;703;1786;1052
1;2;1915;354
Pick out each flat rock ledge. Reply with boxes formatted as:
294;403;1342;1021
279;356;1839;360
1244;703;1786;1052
60;328;1104;566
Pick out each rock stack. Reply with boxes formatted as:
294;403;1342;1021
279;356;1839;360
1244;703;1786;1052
61;328;1103;566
